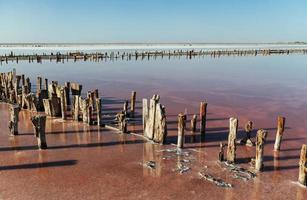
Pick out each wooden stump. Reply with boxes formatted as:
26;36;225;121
72;96;81;121
95;98;102;126
274;116;286;151
298;144;307;186
123;100;128;116
70;82;82;96
8;104;20;135
117;112;127;133
255;129;268;172
153;104;167;144
31;115;47;149
239;121;254;146
227;118;238;163
200;101;208;135
177;113;186;148
60;87;67;120
142;98;149;132
130;91;136;117
191;114;197;133
36;76;42;94
65;82;71;106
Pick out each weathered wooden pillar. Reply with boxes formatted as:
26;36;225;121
177;113;186;148
239;121;254;146
142;98;148;131
200;101;208;135
31;115;47;149
123;100;128;116
153;104;167;144
44;78;48;91
274;116;286;151
36;76;42;94
82;98;89;124
191;114;197;133
227;118;238;163
72;96;80;121
95;98;102;126
298;144;307;186
255;129;268;172
60;88;67;120
117;112;127;133
64;82;70;106
130;91;136;117
8;104;20;135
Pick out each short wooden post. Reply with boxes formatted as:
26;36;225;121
130;91;136;117
298;144;307;186
227;118;238;163
255;129;268;172
191;114;197;133
117;112;127;133
240;121;254;146
177;113;186;148
8;104;20;135
200;101;208;135
95;98;102;126
274;116;286;151
31;115;47;149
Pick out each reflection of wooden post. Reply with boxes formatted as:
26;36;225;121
177;113;186;148
200;101;207;135
96;98;102;126
191;114;197;133
130;91;136;117
8;104;20;135
255;129;268;172
227;118;238;163
31;115;47;149
298;144;307;186
274;116;286;151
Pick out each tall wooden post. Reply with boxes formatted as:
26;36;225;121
200;101;208;135
227;118;238;163
31;115;47;149
130;91;136;117
274;116;286;151
8;104;20;135
177;113;186;148
255;129;268;172
298;144;307;186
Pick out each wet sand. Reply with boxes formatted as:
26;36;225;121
0;55;307;199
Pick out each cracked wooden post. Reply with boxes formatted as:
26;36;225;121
117;112;127;133
177;113;186;148
200;101;207;135
130;91;136;117
36;76;42;94
191;114;197;133
255;129;268;172
274;116;286;151
95;98;102;126
142;99;148;131
153;104;167;144
60;87;67;120
8;104;20;135
31;115;47;149
298;144;307;186
227;117;238;163
72;96;80;121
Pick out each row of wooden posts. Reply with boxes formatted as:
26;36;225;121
1;48;307;65
0;69;306;187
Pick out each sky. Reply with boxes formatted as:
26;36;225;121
0;0;306;43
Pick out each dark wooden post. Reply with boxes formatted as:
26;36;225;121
177;113;186;148
298;144;307;186
130;91;136;117
200;101;208;135
65;82;71;106
274;116;286;151
227;117;238;163
255;129;268;172
8;104;20;135
31;115;47;149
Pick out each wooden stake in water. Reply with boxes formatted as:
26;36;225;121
274;116;286;151
8;104;20;135
200;101;207;135
130;91;136;117
298;144;307;186
227;118;238;163
31;115;47;149
255;129;268;172
191;114;197;133
177;113;186;148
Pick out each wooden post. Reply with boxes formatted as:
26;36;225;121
72;96;80;121
200;101;208;135
60;87;67;120
65;82;71;106
153;104;167;144
44;78;48;91
8;104;20;135
130;91;136;117
31;115;47;149
37;76;42;94
123;100;128;116
240;121;254;146
191;114;197;133
298;144;307;186
219;143;226;162
117;112;127;133
177;113;186;148
274;116;286;151
255;129;268;172
95;98;102;126
227;117;238;163
142;98;148;132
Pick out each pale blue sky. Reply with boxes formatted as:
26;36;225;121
0;0;306;43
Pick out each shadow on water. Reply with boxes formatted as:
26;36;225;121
0;160;78;171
